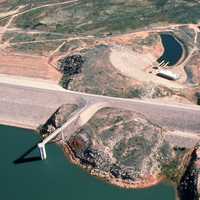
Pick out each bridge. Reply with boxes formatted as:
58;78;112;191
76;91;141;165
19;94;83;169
37;93;200;159
38;102;109;159
0;81;200;160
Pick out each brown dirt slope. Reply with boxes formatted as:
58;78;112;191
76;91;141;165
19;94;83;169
0;53;61;82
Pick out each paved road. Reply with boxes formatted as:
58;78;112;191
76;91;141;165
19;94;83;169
0;83;81;129
0;82;200;133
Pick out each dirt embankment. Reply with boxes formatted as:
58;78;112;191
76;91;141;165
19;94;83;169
0;52;62;82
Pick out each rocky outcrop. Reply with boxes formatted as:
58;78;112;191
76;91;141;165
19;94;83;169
195;146;200;200
66;107;189;188
39;104;78;137
58;55;84;89
177;149;198;200
196;92;200;105
176;144;200;200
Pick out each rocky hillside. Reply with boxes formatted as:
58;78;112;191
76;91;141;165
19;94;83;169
66;107;191;188
39;103;79;138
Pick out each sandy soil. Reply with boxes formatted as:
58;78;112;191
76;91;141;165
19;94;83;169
109;46;184;89
0;52;62;82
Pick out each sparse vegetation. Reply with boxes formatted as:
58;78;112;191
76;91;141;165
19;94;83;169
158;144;191;183
114;135;152;167
16;8;44;29
161;160;180;182
9;0;200;37
67;107;182;186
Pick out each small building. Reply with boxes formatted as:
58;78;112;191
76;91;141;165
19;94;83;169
156;69;179;81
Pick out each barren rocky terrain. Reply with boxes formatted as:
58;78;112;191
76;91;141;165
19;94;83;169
39;103;79;138
64;107;192;188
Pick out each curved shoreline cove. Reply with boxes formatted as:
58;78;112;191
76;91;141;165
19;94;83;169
157;33;184;66
0;125;176;200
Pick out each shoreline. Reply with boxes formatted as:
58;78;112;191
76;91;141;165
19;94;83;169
158;32;187;67
0;119;36;131
0;122;185;194
0;123;178;193
0;122;166;190
173;35;187;66
61;143;166;190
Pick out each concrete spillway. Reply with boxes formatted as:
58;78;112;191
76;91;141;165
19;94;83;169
38;143;47;160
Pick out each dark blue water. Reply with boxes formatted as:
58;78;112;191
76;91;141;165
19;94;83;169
0;125;176;200
157;34;183;66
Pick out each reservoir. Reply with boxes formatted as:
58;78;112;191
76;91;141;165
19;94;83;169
157;33;183;66
0;125;176;200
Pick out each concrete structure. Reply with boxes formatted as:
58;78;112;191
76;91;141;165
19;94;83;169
38;143;47;160
157;69;179;80
1;82;200;132
0;82;200;160
37;102;108;159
